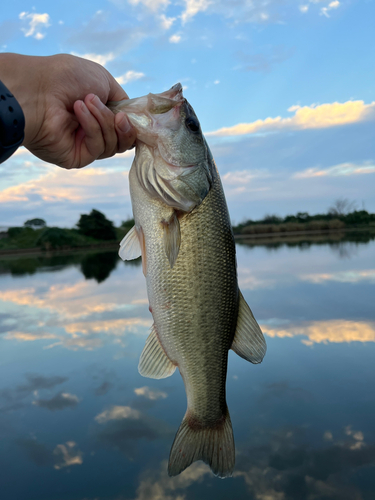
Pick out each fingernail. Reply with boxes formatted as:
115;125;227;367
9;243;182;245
91;94;105;110
117;113;132;133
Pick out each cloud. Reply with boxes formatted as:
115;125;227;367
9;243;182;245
17;438;83;470
159;14;176;29
300;269;375;284
128;0;170;12
4;332;57;342
262;320;375;345
206;100;375;137
116;70;146;85
17;374;68;394
66;11;150;54
64;317;152;336
95;405;141;423
0;167;131;204
53;442;83;469
320;0;340;17
19;12;50;39
94;405;172;457
181;0;212;24
32;392;80;411
299;4;309;12
293;161;375;178
234;425;375;500
70;51;116;66
134;386;168;400
0;374;68;413
169;33;181;43
134;460;211;500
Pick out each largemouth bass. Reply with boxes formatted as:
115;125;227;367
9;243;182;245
109;84;266;478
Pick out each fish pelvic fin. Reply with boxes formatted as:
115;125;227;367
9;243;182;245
119;226;142;261
138;324;177;379
231;290;267;364
168;407;235;479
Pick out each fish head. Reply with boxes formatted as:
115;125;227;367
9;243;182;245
109;84;214;212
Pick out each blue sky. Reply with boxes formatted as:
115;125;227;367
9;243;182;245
1;0;374;227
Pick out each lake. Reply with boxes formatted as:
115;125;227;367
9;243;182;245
0;231;374;500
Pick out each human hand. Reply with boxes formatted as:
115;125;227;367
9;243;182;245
0;53;136;169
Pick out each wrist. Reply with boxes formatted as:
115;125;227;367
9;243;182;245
0;79;25;162
0;53;45;148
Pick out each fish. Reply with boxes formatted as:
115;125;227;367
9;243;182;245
109;84;266;478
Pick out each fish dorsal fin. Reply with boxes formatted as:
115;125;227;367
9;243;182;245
231;291;267;364
119;226;141;261
162;212;181;269
138;324;177;379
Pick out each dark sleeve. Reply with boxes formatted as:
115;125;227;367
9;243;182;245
0;80;25;163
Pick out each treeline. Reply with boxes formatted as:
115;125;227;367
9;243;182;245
1;210;134;252
2;203;375;253
233;210;375;236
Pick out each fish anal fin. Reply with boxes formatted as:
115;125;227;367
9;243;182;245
162;212;181;269
138;324;176;379
231;290;267;364
168;407;235;478
119;226;141;261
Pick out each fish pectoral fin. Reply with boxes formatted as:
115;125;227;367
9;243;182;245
138;324;177;379
162;212;181;269
119;226;142;261
231;290;267;364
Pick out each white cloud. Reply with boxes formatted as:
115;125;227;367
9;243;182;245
262;320;375;345
294;161;375;178
128;0;170;12
53;442;83;469
321;0;340;17
300;269;375;284
299;4;309;12
116;70;146;85
206;100;375;137
181;0;212;24
0;167;131;204
159;14;175;30
70;51;116;67
134;386;168;400
169;33;181;43
19;12;50;39
95;405;141;423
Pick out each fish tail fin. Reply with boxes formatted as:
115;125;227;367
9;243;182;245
168;407;235;478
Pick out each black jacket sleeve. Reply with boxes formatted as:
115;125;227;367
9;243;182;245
0;80;25;163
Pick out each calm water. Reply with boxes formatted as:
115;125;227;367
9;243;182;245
0;233;374;500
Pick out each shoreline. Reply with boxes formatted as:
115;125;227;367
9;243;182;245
234;226;374;240
0;226;373;258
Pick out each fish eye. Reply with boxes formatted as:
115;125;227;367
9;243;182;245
185;117;200;133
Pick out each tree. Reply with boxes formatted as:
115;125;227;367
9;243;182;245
24;218;46;228
77;209;117;241
328;198;357;216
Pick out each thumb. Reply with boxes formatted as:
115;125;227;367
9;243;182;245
106;71;129;102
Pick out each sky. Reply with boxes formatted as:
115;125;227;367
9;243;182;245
0;0;374;227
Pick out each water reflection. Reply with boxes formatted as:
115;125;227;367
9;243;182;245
0;233;374;499
237;229;375;260
0;249;141;282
